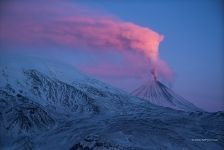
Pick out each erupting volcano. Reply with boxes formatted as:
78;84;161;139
131;72;202;112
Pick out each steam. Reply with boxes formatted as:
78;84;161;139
0;0;172;80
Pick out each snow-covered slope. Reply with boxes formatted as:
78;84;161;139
0;55;223;150
131;76;202;112
0;55;135;115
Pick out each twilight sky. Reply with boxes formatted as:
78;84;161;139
0;0;223;112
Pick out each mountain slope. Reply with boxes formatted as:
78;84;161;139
0;55;223;150
0;55;139;115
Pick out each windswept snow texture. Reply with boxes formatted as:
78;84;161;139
0;55;223;150
131;77;202;112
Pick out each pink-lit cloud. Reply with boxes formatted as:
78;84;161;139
0;0;172;81
79;53;150;79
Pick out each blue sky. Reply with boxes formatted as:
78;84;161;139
0;0;223;111
75;0;224;111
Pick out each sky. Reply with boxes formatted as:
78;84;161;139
0;0;223;111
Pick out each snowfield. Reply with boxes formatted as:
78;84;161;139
0;55;223;150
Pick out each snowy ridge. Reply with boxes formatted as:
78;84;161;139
0;55;223;150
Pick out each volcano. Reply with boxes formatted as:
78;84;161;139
131;74;202;112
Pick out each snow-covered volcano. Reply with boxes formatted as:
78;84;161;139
131;75;202;112
0;55;223;150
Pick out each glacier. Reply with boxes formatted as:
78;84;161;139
0;55;223;150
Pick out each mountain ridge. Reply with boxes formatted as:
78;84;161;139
0;55;223;150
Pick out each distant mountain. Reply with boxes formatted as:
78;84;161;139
0;55;223;150
131;76;202;111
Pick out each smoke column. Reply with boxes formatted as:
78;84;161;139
0;0;172;80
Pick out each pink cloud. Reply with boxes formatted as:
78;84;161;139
0;0;172;81
79;54;150;79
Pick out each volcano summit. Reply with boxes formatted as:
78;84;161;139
131;74;202;112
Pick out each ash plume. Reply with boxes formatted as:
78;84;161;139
0;0;172;80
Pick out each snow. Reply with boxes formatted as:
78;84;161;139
0;55;223;150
